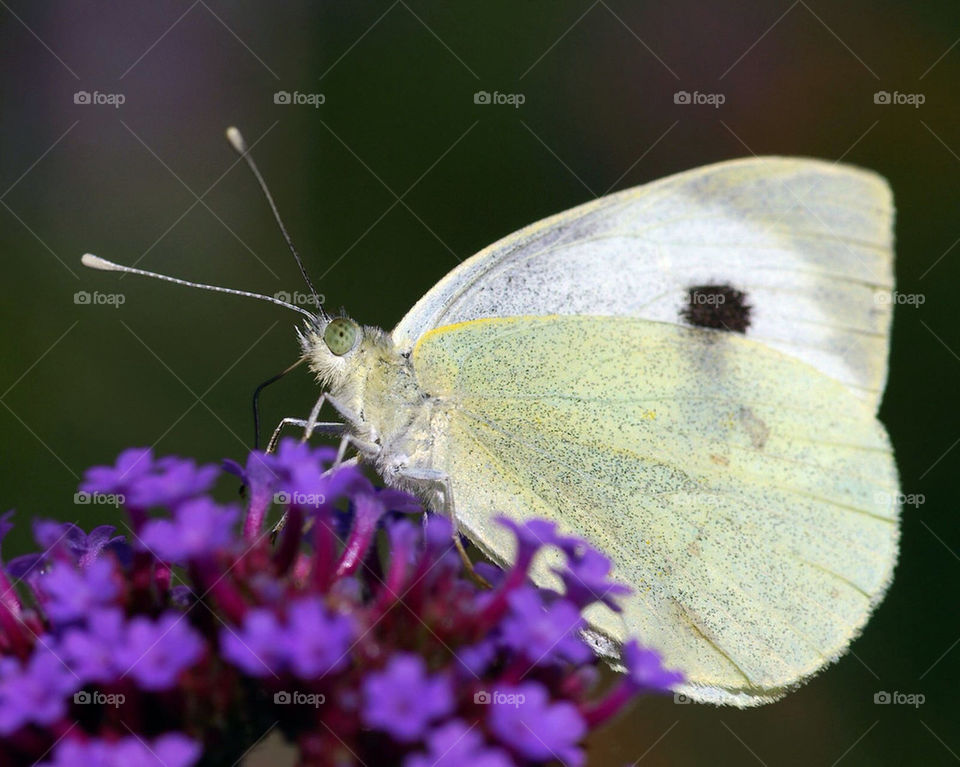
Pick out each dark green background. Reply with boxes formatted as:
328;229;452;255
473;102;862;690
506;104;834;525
1;2;958;765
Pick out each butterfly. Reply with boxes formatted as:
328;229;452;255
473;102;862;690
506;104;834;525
84;129;899;706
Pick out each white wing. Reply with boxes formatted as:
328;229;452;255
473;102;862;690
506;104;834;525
393;157;895;413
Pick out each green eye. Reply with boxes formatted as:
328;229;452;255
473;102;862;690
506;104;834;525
323;318;359;356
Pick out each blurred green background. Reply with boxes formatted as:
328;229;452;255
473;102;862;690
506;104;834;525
1;1;958;764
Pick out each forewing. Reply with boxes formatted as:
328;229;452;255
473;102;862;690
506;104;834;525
394;157;894;412
411;316;900;705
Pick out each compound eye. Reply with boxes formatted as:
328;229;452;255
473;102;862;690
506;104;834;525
323;318;359;356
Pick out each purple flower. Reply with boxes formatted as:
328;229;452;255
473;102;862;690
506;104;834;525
555;545;631;612
37;558;119;624
0;644;79;734
2;442;681;764
362;653;454;742
420;515;460;572
285;597;354;678
473;562;505;588
34;521;126;566
265;438;335;472
500;587;591;666
225;452;281;539
220;608;287;676
146;733;203;767
622;640;683;692
487;681;586;767
128;457;220;509
35;739;87;767
59;608;126;682
265;438;367;502
7;521;127;580
3;552;43;582
385;518;421;568
81;448;219;509
81;447;154;495
378;487;424;516
422;514;453;549
140;498;239;563
0;511;23;611
39;733;201;767
453;639;498;677
496;517;561;569
405;720;514;767
263;439;335;499
336;494;390;578
116;612;205;690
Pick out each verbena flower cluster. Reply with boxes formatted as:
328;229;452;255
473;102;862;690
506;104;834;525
0;440;682;766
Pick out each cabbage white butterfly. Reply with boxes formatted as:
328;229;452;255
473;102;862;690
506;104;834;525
83;127;899;707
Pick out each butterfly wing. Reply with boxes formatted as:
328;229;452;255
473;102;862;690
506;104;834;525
393;157;894;412
410;315;900;706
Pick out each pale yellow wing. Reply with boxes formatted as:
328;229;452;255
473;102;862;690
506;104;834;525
412;315;900;706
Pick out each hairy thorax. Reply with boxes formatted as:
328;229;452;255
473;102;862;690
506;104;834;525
302;323;441;482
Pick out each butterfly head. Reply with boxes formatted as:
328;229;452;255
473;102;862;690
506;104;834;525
298;314;391;397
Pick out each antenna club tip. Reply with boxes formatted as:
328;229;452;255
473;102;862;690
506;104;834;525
81;253;118;271
226;126;247;153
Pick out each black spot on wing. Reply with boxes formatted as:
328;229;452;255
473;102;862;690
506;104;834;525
680;284;752;334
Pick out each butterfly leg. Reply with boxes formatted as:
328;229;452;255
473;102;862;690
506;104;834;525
301;392;362;442
265;392;362;453
333;434;380;467
302;392;379;466
267;418;344;454
397;466;491;588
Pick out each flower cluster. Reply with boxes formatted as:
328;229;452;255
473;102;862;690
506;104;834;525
0;440;682;766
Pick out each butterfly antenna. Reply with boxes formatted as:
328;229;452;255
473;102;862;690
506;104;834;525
80;254;317;321
226;127;326;318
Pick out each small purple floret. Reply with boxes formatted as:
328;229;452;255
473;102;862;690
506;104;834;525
487;681;586;767
362;653;454;742
116;612;205;690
